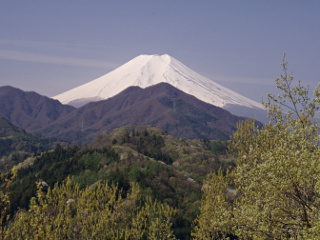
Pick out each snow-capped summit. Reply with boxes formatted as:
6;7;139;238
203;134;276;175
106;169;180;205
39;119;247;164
53;54;264;111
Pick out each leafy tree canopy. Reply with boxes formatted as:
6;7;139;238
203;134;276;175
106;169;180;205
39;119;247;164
5;177;177;239
193;54;320;239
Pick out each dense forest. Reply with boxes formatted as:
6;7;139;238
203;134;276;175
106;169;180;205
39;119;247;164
1;125;231;239
2;58;320;239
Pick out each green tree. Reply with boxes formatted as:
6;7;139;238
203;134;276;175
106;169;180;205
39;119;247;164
4;177;177;239
0;166;17;240
192;54;320;239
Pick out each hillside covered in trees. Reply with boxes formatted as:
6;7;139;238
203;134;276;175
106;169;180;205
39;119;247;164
0;116;67;171
3;125;232;239
3;57;320;239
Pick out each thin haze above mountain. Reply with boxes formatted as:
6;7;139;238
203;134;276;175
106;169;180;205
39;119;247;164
53;54;265;112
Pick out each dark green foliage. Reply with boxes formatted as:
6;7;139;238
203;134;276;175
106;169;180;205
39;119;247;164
129;166;145;183
145;161;164;176
9;144;120;214
173;215;193;240
0;139;13;156
210;140;228;154
107;169;130;196
137;134;173;164
7;125;235;239
114;127;173;164
0;117;65;170
79;152;101;170
73;171;108;189
201;138;228;155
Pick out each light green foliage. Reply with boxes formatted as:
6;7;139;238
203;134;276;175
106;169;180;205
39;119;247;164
193;54;320;239
0;166;17;240
4;177;176;239
192;169;233;240
9;127;233;239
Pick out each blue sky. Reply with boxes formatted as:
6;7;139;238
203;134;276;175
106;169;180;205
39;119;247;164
1;1;319;103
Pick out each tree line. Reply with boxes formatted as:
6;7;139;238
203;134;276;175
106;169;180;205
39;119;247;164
2;55;320;239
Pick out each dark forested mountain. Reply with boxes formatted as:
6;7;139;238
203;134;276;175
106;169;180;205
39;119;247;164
0;86;75;132
0;116;66;169
40;83;250;143
0;116;24;137
0;84;257;144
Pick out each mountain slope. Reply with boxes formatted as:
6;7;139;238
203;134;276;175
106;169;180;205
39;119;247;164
53;54;264;112
41;83;250;143
0;116;66;168
0;86;75;132
0;116;23;137
8;125;235;239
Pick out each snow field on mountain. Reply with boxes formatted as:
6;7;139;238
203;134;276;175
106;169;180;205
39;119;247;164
53;54;264;110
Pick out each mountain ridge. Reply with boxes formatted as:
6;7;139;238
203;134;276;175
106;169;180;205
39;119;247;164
0;86;75;132
41;83;251;144
0;116;68;169
0;83;262;144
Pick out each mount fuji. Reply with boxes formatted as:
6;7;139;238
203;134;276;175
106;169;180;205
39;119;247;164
53;54;266;121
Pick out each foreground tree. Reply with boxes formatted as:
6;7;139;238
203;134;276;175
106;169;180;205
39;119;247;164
0;166;17;240
4;177;176;239
192;55;320;239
